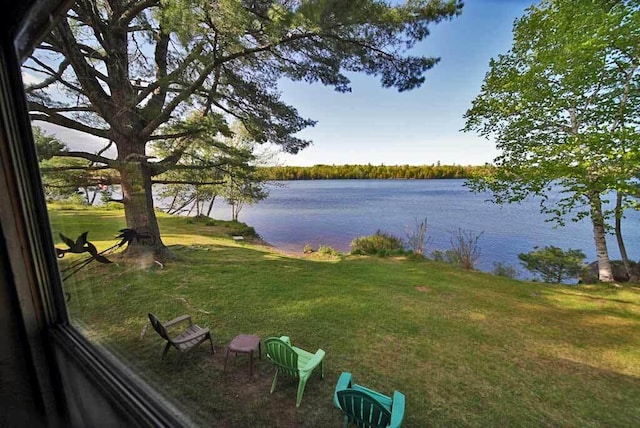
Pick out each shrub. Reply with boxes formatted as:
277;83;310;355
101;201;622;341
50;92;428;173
228;222;256;237
430;249;458;263
303;244;314;254
198;217;257;236
405;217;431;256
518;246;586;283
317;245;341;257
492;262;518;279
351;230;404;256
449;228;483;270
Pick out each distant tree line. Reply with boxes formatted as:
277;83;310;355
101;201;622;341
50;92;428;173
260;164;491;180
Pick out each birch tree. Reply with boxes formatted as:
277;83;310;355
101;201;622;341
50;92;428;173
463;0;640;282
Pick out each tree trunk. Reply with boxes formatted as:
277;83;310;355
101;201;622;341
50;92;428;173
167;189;179;214
231;202;240;221
206;195;216;217
119;160;174;261
89;187;99;205
84;187;91;205
590;192;613;282
614;191;634;281
171;196;195;215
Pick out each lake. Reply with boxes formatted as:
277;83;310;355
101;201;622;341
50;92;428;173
190;179;640;277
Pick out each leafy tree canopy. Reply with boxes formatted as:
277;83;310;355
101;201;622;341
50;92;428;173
464;0;640;220
463;0;640;281
518;246;586;283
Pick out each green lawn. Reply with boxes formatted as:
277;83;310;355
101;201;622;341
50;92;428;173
50;207;640;427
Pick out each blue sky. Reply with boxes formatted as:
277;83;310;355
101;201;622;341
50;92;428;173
30;0;538;167
276;0;538;166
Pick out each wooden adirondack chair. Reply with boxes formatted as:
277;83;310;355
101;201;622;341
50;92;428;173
148;313;214;360
333;372;405;428
264;336;325;407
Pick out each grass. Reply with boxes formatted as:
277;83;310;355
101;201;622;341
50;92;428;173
50;207;640;427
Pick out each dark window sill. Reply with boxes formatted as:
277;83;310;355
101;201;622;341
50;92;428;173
50;324;196;428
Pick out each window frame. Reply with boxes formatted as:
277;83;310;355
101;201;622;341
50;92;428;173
2;1;195;426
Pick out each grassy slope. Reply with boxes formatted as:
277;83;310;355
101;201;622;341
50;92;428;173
50;208;640;427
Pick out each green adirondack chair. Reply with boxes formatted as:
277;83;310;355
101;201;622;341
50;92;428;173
333;372;405;428
264;336;325;407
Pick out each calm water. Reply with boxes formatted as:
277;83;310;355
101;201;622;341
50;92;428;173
196;179;640;276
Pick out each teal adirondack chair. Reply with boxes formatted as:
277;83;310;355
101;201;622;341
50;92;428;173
264;336;325;407
333;372;405;428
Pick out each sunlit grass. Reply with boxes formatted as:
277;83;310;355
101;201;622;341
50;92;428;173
50;207;640;427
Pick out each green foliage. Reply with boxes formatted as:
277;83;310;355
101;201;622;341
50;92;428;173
492;262;519;279
34;126;117;204
154;121;271;221
260;164;491;180
463;0;640;281
430;249;453;263
350;230;404;256
317;245;341;257
189;216;257;237
32;126;66;161
518;246;587;283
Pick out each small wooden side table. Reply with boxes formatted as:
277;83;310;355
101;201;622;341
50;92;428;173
224;334;261;377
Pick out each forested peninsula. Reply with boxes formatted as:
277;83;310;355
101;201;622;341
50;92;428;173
259;164;491;180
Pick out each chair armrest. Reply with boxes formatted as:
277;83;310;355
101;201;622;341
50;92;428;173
300;349;325;372
172;328;210;344
163;314;191;327
333;372;353;408
389;391;405;428
279;335;291;346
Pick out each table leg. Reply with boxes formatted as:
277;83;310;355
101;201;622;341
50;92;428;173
224;347;230;372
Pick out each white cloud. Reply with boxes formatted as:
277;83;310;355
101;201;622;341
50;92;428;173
21;71;41;86
36;122;117;158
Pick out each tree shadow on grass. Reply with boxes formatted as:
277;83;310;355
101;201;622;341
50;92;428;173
63;243;640;427
550;288;640;307
512;355;640;427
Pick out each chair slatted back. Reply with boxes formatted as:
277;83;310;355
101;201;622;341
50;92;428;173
337;389;392;428
264;338;299;378
148;313;170;341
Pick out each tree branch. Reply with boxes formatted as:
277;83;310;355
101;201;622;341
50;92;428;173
215;31;316;66
40;165;112;172
24;58;71;92
148;137;195;176
24;58;84;94
140;29;170;118
152;180;224;185
137;44;204;108
148;131;194;140
119;0;159;26
57;151;116;165
54;17;113;118
29;105;110;139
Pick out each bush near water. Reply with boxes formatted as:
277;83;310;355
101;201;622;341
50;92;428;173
350;230;405;256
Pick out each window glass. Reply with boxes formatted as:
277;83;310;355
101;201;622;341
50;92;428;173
23;1;640;427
